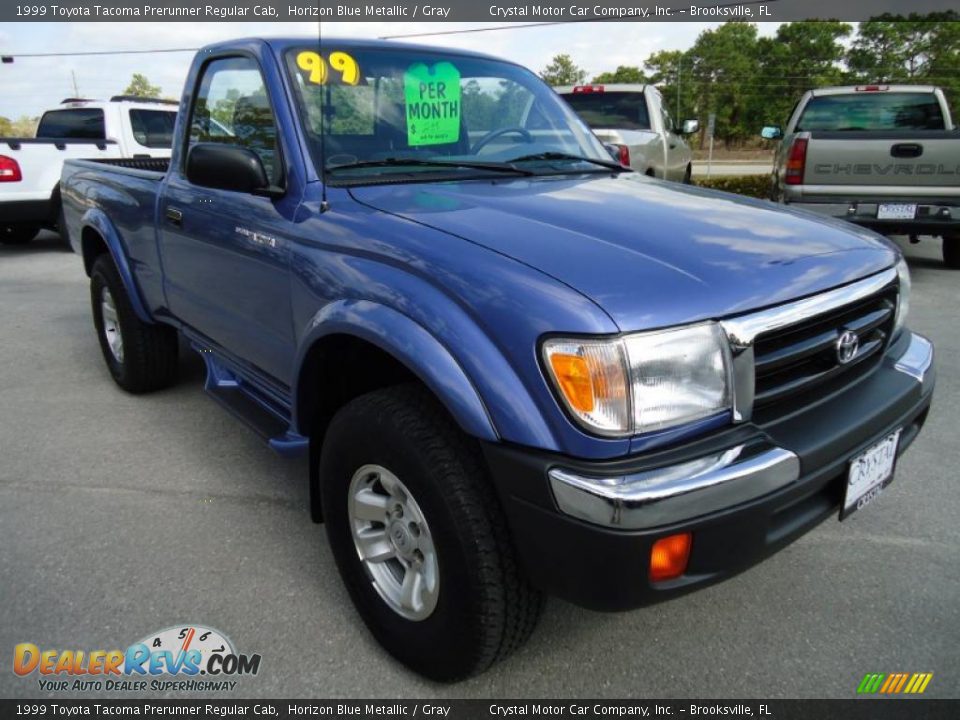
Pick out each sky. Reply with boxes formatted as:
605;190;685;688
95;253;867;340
0;21;783;120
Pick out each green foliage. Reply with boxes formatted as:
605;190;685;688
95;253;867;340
591;66;647;84
0;115;38;137
123;73;162;98
695;174;771;199
587;14;958;149
754;21;852;128
848;13;960;120
540;54;587;86
209;88;241;128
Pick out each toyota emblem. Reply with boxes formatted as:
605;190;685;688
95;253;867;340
836;330;859;364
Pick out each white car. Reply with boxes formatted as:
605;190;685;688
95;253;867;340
555;83;698;183
1;96;178;245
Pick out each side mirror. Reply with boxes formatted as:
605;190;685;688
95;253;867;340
760;126;782;140
679;119;699;135
186;143;275;195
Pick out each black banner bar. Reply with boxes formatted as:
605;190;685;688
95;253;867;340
2;700;959;720
1;0;959;23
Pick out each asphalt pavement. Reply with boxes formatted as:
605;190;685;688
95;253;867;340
1;231;958;699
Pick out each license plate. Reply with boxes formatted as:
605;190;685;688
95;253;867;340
877;203;917;220
842;429;901;519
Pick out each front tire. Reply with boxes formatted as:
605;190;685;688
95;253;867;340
90;254;179;393
320;384;543;681
942;235;960;269
1;224;39;245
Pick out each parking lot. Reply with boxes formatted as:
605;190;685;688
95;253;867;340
1;231;957;699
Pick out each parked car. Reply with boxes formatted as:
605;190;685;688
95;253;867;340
555;83;698;182
62;38;934;681
761;85;960;266
0;96;177;245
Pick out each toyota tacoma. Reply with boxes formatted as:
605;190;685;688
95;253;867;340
61;38;935;681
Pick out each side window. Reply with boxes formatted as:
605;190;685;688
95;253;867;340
660;103;675;134
129;109;177;149
188;56;281;182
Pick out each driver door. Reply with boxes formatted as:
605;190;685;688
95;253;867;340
158;54;297;385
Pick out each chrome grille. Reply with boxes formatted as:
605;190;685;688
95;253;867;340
752;288;897;408
720;267;900;423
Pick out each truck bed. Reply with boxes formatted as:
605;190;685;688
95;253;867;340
83;157;170;174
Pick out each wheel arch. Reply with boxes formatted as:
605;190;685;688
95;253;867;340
293;301;498;447
79;209;153;324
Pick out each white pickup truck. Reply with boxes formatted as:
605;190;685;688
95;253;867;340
555;83;699;182
1;96;177;245
762;85;960;267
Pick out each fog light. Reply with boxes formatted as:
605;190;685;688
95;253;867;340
649;532;692;581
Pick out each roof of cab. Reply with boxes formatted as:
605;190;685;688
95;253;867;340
810;84;940;97
200;36;509;64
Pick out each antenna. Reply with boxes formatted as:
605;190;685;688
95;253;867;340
318;13;330;213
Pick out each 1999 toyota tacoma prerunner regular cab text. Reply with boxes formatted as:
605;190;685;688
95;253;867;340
61;38;935;681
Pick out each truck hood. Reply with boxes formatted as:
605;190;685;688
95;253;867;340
350;173;897;331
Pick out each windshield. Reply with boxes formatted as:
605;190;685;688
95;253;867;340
284;46;612;183
560;91;651;130
796;92;945;132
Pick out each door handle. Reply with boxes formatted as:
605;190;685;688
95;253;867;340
165;207;183;227
891;143;923;158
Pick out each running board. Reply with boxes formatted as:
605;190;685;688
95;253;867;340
195;344;308;458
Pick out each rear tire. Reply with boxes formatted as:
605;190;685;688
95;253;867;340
320;384;543;681
1;224;39;245
942;236;960;269
90;254;179;393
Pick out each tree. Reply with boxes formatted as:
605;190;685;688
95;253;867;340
685;23;761;148
848;13;960;119
754;21;852;127
10;115;38;137
592;65;647;84
644;50;694;122
539;54;586;86
0;117;12;136
122;73;162;98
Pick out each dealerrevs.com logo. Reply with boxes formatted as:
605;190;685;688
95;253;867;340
13;625;262;692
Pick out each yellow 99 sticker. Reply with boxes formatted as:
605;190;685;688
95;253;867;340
296;51;361;86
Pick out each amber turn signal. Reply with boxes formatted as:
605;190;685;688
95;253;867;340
547;353;596;413
649;532;692;582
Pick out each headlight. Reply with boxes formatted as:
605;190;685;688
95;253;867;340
543;322;732;437
894;257;911;337
541;338;631;436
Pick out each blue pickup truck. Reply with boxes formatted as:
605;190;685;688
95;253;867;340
61;38;935;681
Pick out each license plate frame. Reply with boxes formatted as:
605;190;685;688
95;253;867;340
877;203;917;220
841;429;901;520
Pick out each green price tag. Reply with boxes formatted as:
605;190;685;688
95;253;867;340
403;62;462;147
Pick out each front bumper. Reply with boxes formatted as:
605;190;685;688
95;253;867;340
483;332;934;611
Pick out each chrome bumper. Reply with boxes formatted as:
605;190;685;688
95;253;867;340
549;332;934;530
549;442;799;530
893;332;934;393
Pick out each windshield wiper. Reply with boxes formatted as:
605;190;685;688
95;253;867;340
326;157;535;176
507;152;629;172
